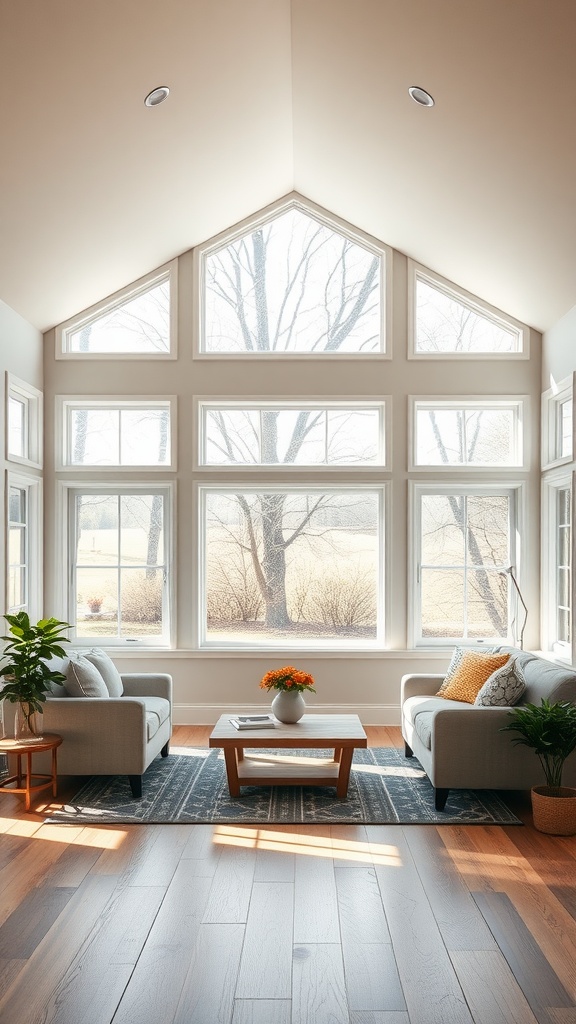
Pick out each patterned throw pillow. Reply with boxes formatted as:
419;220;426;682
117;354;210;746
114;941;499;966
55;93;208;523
439;651;510;704
474;658;526;706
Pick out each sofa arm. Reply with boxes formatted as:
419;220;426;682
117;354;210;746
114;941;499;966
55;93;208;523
121;673;172;702
401;674;445;703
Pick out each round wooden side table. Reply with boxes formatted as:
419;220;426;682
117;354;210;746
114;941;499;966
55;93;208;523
0;734;63;812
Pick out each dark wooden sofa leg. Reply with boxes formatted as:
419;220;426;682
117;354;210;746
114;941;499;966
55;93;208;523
434;787;449;811
161;741;170;758
129;775;143;798
404;741;413;758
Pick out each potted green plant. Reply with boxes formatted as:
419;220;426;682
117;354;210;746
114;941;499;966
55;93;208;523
501;698;576;835
0;612;71;742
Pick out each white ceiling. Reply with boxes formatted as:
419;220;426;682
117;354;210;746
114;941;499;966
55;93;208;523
1;0;575;333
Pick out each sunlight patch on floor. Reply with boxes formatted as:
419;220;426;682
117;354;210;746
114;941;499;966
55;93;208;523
212;824;402;865
0;812;127;848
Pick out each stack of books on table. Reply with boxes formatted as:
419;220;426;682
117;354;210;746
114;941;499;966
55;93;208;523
229;715;275;730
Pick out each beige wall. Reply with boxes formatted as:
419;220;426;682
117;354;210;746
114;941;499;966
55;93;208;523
42;237;543;724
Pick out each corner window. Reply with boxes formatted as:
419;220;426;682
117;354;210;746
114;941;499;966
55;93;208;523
56;261;177;359
411;399;524;469
542;474;572;660
542;375;573;469
200;485;385;649
411;484;518;646
6;472;42;618
67;487;172;645
409;263;526;357
5;374;43;468
198;198;387;356
58;398;175;470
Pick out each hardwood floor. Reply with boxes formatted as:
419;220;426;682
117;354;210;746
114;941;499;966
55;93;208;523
0;725;575;1024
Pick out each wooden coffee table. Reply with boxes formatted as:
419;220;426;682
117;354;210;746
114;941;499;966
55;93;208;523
209;714;367;798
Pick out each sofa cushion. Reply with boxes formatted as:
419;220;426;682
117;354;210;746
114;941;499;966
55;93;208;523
142;696;170;740
64;655;109;698
474;657;526;706
439;651;510;704
83;648;124;697
403;695;471;750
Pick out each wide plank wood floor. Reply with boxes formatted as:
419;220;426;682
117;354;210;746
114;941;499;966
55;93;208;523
0;725;575;1024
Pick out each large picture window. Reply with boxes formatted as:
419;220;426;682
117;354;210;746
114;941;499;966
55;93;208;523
200;486;384;648
199;199;387;356
411;485;518;646
68;487;171;645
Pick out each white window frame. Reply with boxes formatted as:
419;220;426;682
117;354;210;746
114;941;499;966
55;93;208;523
56;396;177;471
56;259;178;360
193;193;392;360
541;469;572;663
541;373;573;470
5;374;43;469
58;481;175;648
407;261;528;360
409;396;527;471
5;470;43;620
409;481;523;648
196;397;390;471
197;482;388;651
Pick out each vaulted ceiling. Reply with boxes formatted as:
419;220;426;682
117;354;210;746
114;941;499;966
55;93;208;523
1;0;575;333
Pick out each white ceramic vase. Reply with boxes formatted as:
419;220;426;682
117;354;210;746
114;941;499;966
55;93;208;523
271;689;306;724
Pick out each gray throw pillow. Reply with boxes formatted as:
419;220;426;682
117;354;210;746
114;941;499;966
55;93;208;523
474;658;526;707
83;648;123;697
64;655;109;698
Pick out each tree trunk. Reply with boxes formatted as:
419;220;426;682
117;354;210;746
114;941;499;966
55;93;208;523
260;492;290;628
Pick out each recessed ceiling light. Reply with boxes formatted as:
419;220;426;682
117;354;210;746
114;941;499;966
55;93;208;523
408;86;435;107
144;86;170;107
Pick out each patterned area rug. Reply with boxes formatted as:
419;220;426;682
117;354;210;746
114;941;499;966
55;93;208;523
49;746;521;825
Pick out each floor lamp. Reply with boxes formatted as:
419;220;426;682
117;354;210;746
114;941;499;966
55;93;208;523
501;565;528;650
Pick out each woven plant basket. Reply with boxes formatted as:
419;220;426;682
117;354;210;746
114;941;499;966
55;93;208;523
531;786;576;835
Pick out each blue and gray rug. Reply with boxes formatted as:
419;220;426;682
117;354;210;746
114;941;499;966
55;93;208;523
50;746;521;825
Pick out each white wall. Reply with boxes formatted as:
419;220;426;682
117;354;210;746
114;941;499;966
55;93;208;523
42;234;543;724
0;299;44;617
542;303;576;388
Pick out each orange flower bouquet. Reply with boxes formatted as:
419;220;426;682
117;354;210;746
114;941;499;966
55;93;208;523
260;665;316;694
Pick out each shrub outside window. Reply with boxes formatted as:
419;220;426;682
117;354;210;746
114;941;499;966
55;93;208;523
200;486;385;649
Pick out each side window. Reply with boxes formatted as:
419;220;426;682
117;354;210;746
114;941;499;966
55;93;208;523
58;398;175;470
6;473;42;618
409;262;526;357
56;261;177;359
6;374;43;468
68;487;171;646
411;485;517;646
542;376;573;469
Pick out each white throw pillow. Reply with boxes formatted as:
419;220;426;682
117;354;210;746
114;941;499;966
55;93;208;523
64;655;109;698
83;648;123;697
474;658;526;707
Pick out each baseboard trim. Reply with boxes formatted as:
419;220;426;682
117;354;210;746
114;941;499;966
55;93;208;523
173;703;401;726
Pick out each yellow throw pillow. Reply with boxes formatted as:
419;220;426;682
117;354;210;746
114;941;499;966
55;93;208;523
439;651;510;704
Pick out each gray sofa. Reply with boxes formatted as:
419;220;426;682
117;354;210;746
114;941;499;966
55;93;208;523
5;656;172;798
401;647;576;810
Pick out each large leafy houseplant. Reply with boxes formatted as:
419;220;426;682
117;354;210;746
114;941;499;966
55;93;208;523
501;698;576;834
0;612;71;738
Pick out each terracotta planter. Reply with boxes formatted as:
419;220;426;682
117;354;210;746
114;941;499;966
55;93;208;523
531;785;576;836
